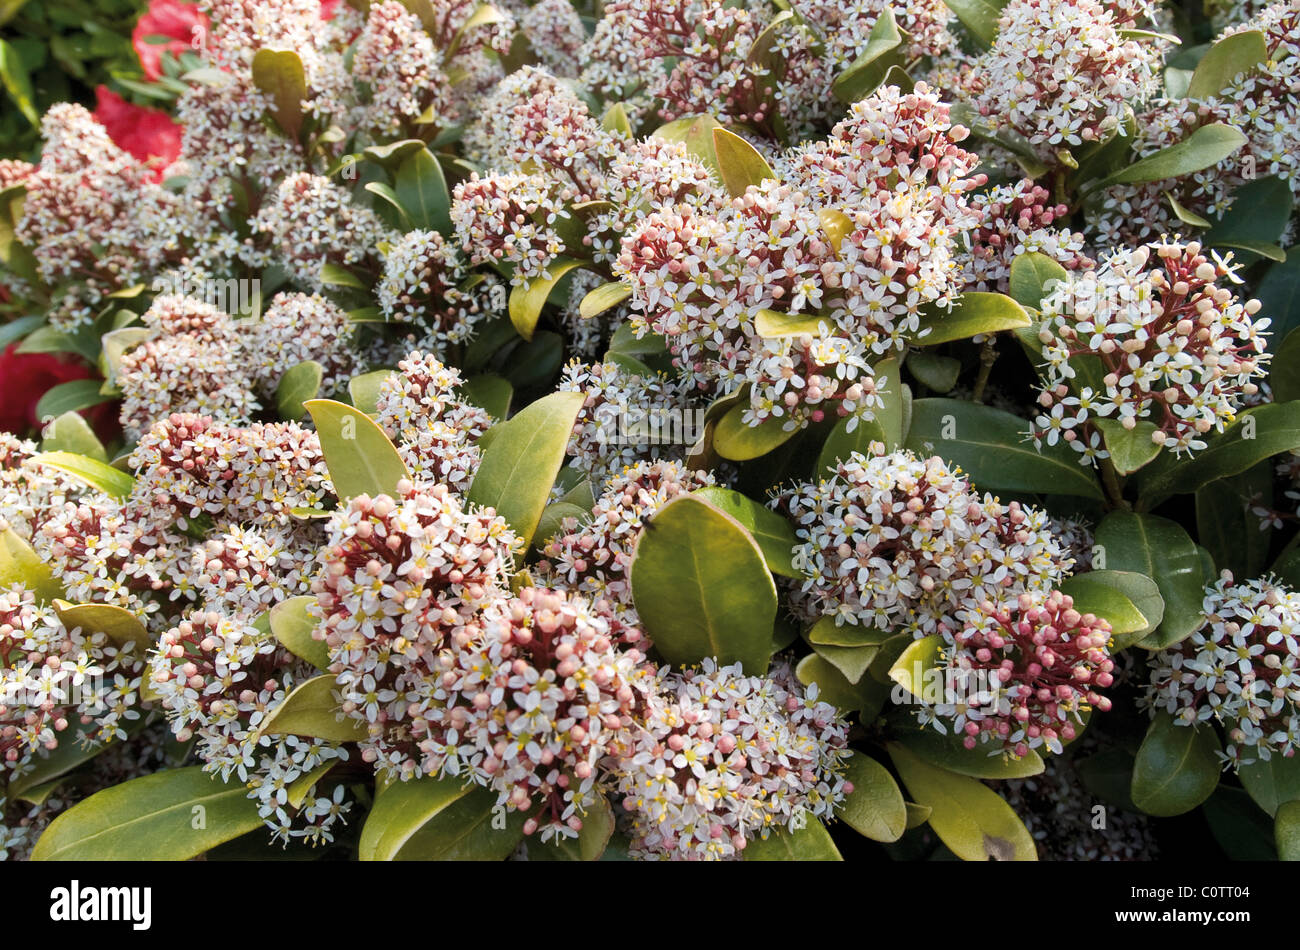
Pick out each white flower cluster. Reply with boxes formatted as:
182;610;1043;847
0;434;85;542
783;450;1071;636
0;583;144;783
373;351;494;494
1033;240;1270;462
352;1;455;138
962;180;1093;294
246;293;357;399
147;609;351;845
608;659;852;861
1144;574;1300;768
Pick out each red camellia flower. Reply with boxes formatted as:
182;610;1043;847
0;343;106;437
132;0;208;81
93;86;183;179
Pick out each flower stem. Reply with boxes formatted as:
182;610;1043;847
1099;454;1130;511
972;337;998;403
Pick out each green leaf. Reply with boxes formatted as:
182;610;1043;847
1196;461;1273;579
630;494;777;673
1094;123;1247;189
526;793;615;861
1206;177;1293;269
795;652;887;715
600;102;632;136
458;374;512;420
1204;786;1276;860
1239;755;1300;818
53;600;147;651
40;411;107;463
1130;712;1221;816
269;596;330;672
712;127;774;198
832;7;905;103
468;390;585;548
743;821;842;860
362;138;427;169
712;402;799;461
1096;512;1205;650
359;774;526;860
1185;29;1267;100
888;634;944;702
817;357;905;468
652;114;723;178
911;293;1030;345
1065;570;1164;650
533;501;587;550
1166;190;1213;229
838;753;907;842
31;767;264;860
394;146;452;234
258;675;366;743
1093;417;1162;475
903;398;1103;499
1277;800;1300;861
276;360;323;420
907;351;960;393
896;727;1046;780
806;615;894;649
305;398;411;501
0;526;63;603
941;0;1007;49
347;369;395;416
251;48;307;138
1138;401;1300;504
887;742;1037;860
320;262;366;289
1058;572;1148;637
33;450;135;499
0;38;38;126
754;309;830;338
507;258;585;341
34;380;109;425
691;486;797;578
578;281;631;320
1258;258;1300;342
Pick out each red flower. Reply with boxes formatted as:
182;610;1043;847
320;0;342;19
132;0;208;81
93;86;183;180
0;344;113;438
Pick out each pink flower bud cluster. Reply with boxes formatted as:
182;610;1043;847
310;481;518;779
413;587;653;841
373;351;494;494
245;292;357;400
352;1;456;137
1033;240;1270;463
147;608;350;844
516;0;588;77
608;658;852;860
0;434;85;542
1144;574;1300;768
929;590;1115;758
618;84;985;432
782;450;1071;637
0;583;144;782
962;180;1092;293
537;460;714;622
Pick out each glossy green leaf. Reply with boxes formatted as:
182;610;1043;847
1095;123;1247;189
359;774;526;860
1058;572;1148;636
33;450;135;499
306;398;410;500
600;102;632;136
258;675;366;743
1096;512;1205;650
362;138;427;168
817;357;905;468
1131;712;1221;816
911;293;1031;345
811;643;880;689
1093;417;1162;475
526;793;615;861
652;114;723;178
0;38;38;126
1185;29;1267;100
1066;570;1164;650
903;399;1104;499
806;616;894;649
896;727;1046;780
348;369;395;416
838;753;907;842
394;146;452;234
31;767;263;860
40;411;107;463
888;634;944;702
467;390;585;549
630;494;777;673
753;309;829;338
533;501;587;550
712;402;799;461
832;8;904;103
269;596;330;672
320;262;366;289
458;374;512;421
0;526;63;603
941;0;1007;48
1239;754;1300;818
692;486;797;578
34;380;109;425
578;281;632;320
1277;800;1300;861
53;600;147;651
1196;461;1273;579
251;48;307;138
508;258;585;341
275;360;322;421
743;821;842;861
712;127;774;198
907;351;960;393
1206;175;1293;265
887;742;1037;861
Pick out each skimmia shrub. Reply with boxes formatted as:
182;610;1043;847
3;0;1300;864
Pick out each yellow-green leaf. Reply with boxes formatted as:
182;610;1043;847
305;398;411;500
258;675;366;743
